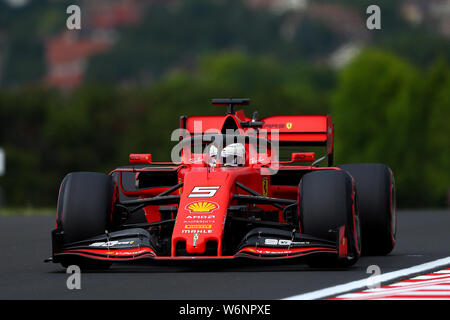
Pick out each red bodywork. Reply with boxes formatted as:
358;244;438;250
53;105;348;262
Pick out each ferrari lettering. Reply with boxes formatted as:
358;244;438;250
264;123;285;129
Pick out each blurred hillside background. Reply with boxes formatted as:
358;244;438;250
0;0;449;209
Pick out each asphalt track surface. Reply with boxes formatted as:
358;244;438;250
0;210;449;300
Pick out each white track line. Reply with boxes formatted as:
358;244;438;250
335;270;450;300
283;256;450;300
375;297;450;300
434;270;450;274
412;274;450;280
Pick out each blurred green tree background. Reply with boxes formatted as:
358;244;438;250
0;0;449;208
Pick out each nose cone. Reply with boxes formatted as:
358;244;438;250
171;170;232;256
182;200;222;254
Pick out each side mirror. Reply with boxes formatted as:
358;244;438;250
129;153;152;164
291;152;315;163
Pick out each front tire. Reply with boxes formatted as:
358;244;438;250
338;163;396;255
299;170;361;267
55;172;116;270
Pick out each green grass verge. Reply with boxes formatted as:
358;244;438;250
0;207;55;216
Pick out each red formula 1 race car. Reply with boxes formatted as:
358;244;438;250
48;99;396;269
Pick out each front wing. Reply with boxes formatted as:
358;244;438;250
49;226;349;263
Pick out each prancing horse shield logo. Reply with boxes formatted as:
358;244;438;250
262;177;269;197
286;122;293;130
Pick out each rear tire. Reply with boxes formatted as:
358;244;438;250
338;164;396;255
56;172;116;270
299;170;361;267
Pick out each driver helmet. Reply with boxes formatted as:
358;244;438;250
221;143;246;167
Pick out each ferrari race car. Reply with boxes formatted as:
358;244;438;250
48;99;396;269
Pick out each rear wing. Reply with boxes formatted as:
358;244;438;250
260;114;333;165
180;99;334;166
